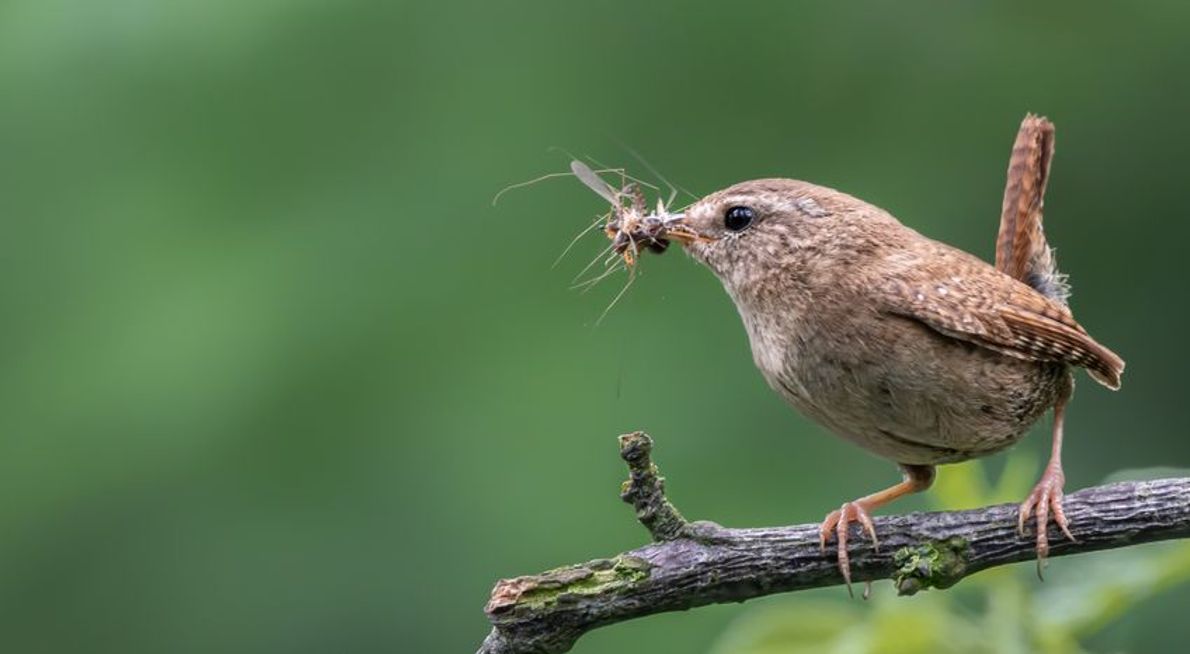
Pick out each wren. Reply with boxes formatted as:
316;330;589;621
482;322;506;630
660;115;1124;590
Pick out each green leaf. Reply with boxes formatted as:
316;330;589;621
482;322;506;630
927;460;991;511
1034;541;1190;637
708;600;858;654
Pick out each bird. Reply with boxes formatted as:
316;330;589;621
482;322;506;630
660;115;1124;590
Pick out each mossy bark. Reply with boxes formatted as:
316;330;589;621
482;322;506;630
892;537;970;595
477;434;1190;654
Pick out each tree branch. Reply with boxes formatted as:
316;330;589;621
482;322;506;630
477;432;1190;654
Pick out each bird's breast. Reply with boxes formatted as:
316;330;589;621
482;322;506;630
739;303;1064;465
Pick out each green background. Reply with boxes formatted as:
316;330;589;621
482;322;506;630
1;1;1187;652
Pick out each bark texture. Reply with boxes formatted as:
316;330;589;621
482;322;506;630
477;433;1190;654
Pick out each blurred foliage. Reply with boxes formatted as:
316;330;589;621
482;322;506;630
0;1;1188;653
710;462;1190;654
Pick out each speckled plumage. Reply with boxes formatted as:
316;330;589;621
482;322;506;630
676;178;1119;466
647;116;1124;586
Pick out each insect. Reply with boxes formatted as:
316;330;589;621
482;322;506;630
493;156;698;322
569;160;682;267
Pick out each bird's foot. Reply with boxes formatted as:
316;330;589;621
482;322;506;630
1018;463;1076;578
819;501;878;596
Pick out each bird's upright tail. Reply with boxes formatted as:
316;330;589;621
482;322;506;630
996;114;1071;304
996;114;1124;389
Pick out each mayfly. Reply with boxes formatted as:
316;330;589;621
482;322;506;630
569;160;687;267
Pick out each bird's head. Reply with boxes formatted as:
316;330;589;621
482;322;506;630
664;179;893;297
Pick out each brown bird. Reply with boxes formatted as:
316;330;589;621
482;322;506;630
660;115;1124;589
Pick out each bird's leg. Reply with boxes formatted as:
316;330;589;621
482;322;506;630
1018;375;1076;577
819;463;935;595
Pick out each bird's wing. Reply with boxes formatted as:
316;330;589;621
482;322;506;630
878;254;1124;389
995;114;1069;302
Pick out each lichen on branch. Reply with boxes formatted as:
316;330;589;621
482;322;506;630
892;536;970;595
477;433;1190;654
617;431;688;541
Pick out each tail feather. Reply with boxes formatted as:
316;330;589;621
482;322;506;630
996;114;1124;389
996;114;1070;304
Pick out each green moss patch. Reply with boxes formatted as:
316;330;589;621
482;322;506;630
892;537;970;596
515;555;652;609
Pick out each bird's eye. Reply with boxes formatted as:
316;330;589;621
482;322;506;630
724;206;755;232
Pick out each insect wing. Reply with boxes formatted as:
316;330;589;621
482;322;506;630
570;160;620;205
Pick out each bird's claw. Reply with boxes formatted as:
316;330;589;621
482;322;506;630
1018;465;1075;578
819;501;879;596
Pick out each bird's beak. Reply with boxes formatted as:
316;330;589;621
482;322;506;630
660;213;706;246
